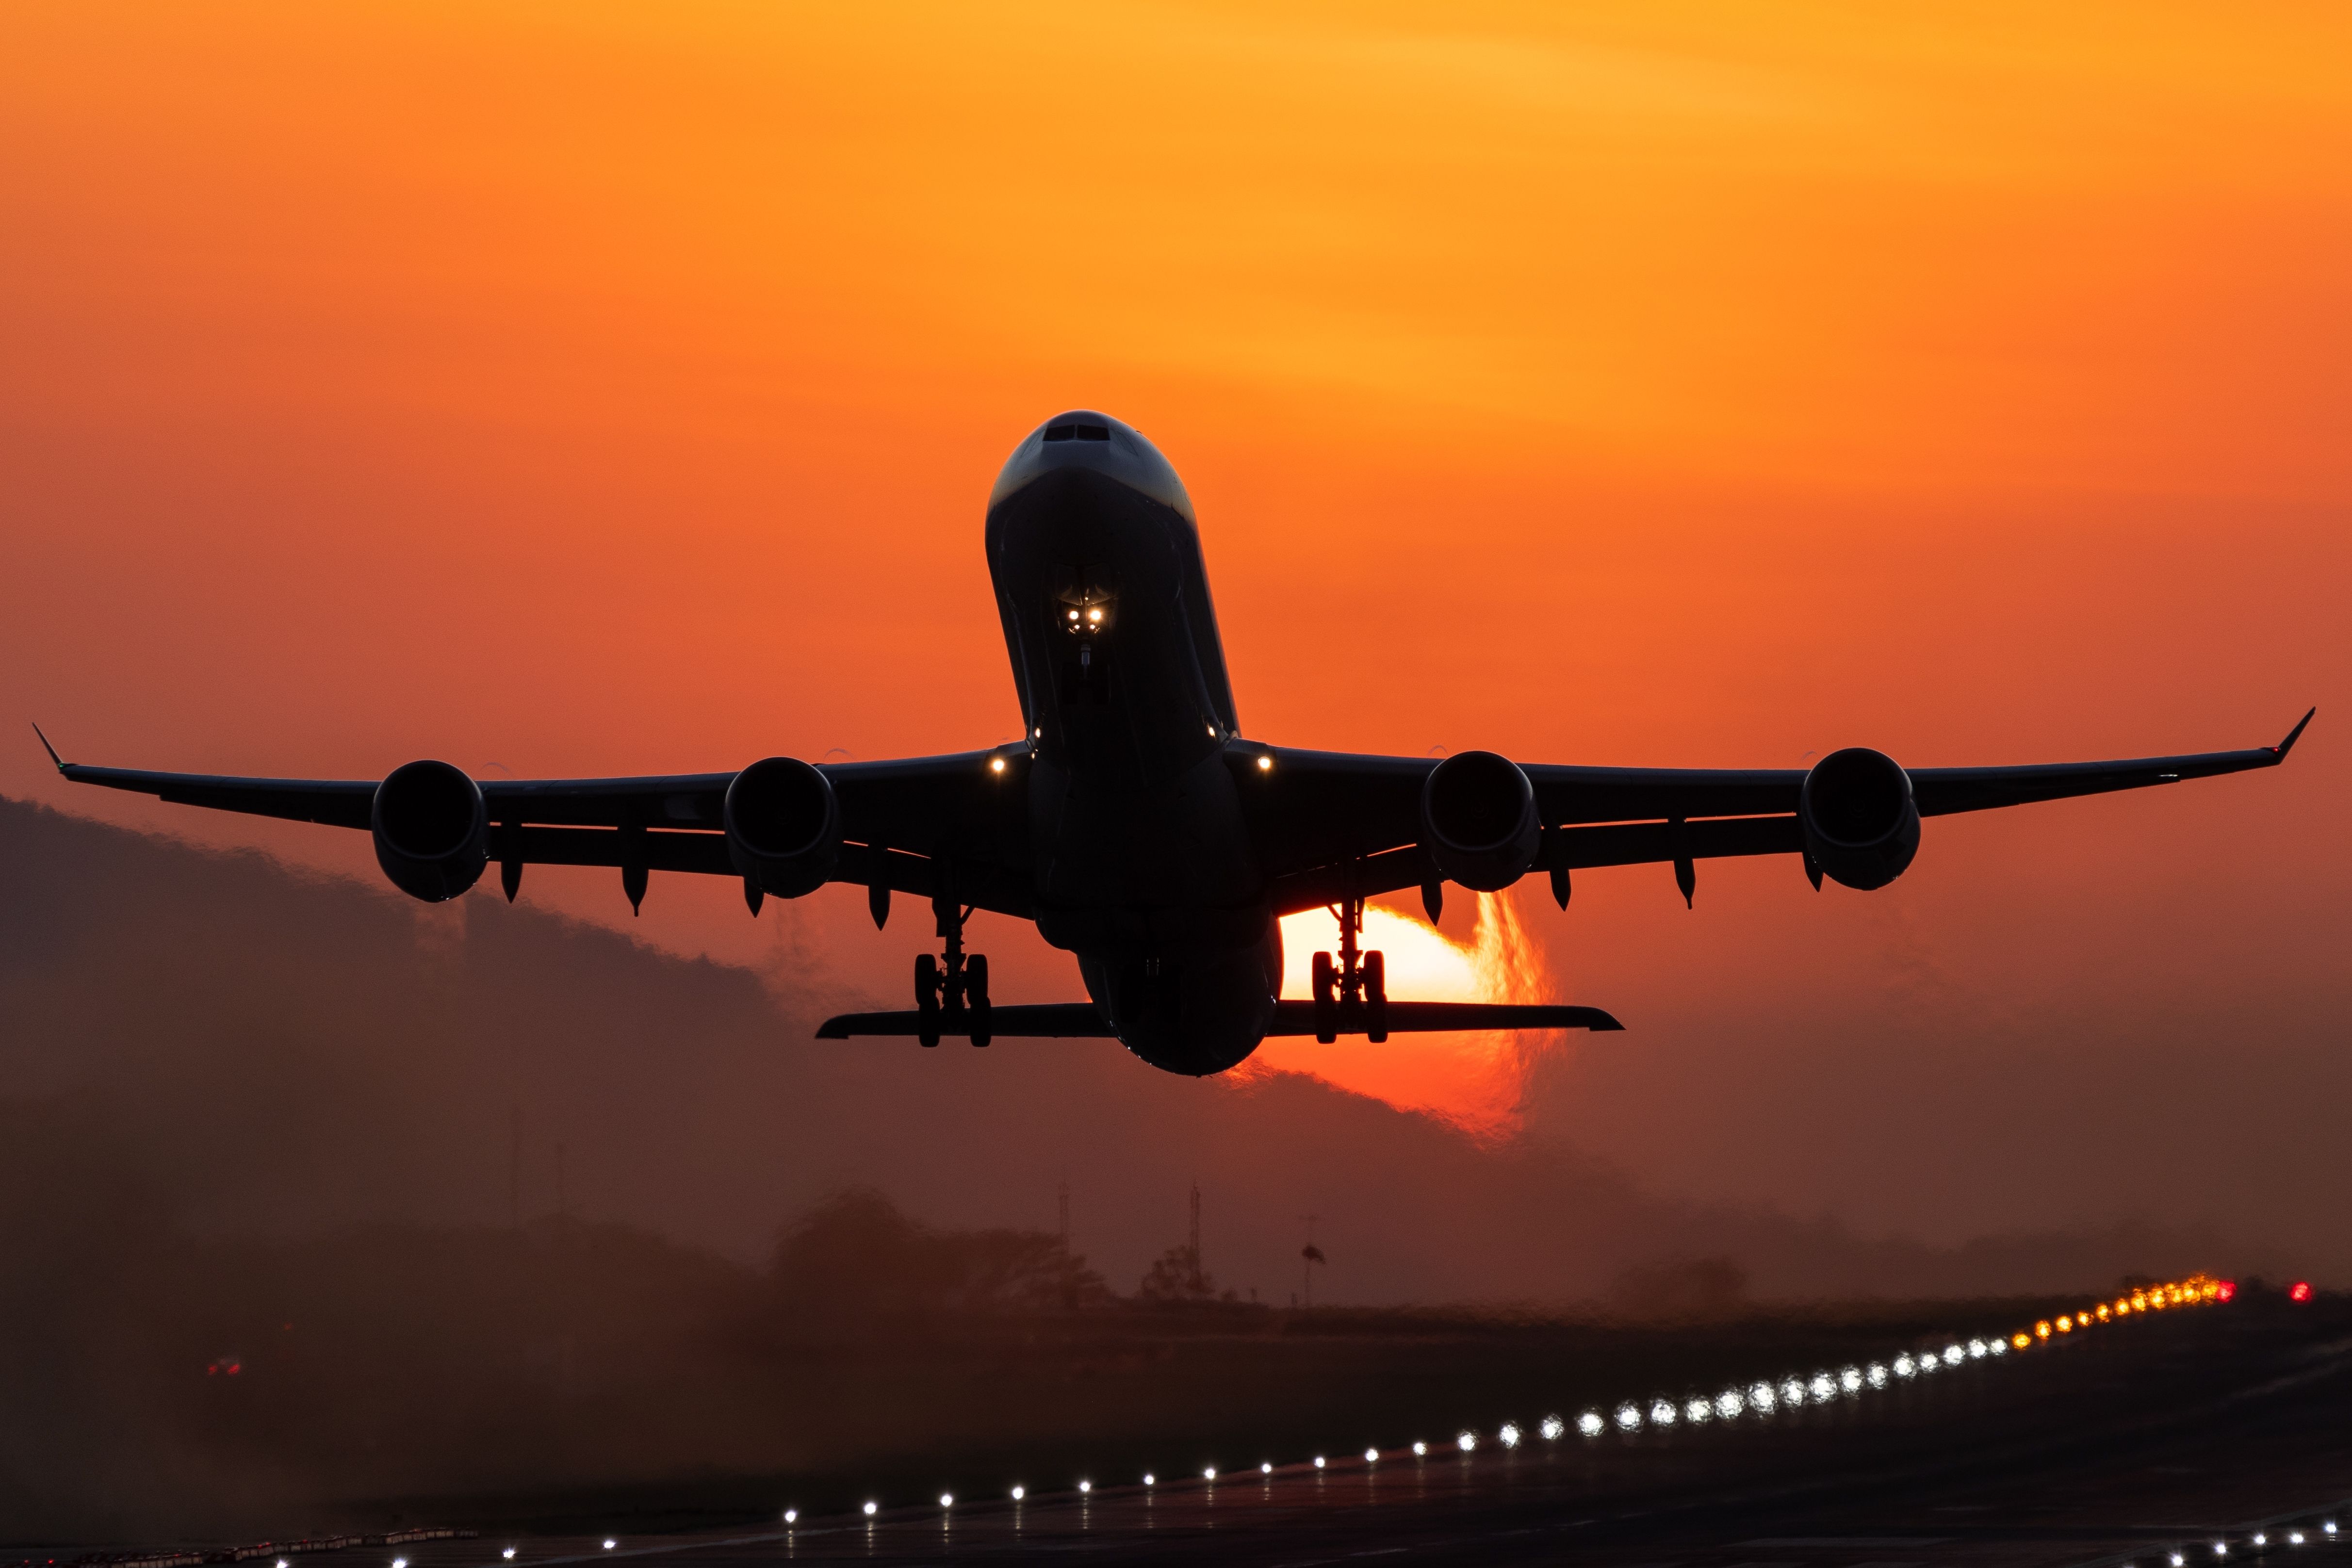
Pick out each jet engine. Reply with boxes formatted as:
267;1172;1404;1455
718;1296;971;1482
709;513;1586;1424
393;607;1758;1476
1421;750;1541;891
372;759;488;902
725;756;841;898
1798;747;1920;890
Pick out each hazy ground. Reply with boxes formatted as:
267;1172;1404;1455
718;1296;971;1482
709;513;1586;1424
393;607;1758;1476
0;798;2278;1541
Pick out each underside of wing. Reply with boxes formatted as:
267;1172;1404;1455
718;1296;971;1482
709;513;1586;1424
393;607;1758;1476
1240;708;2310;913
41;732;1036;918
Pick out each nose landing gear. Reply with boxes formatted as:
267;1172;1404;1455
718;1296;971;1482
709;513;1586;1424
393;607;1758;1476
1309;893;1387;1043
914;892;991;1046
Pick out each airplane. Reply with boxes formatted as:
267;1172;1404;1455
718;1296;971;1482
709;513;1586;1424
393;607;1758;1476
38;410;2312;1077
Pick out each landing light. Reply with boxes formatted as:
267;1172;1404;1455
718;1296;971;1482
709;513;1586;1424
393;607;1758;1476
939;1494;953;1508
862;1503;877;1517
988;757;1006;774
1313;1455;1326;1469
1078;1481;1091;1493
1088;608;1102;622
1413;1441;1428;1455
1011;1485;1026;1500
1365;1447;1380;1461
1204;1467;1217;1480
1256;755;1273;771
781;1512;796;1526
1143;1473;1155;1486
1261;1461;1274;1474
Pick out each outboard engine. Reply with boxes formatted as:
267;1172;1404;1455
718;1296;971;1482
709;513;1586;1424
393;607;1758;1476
724;756;841;898
372;759;488;901
1799;747;1921;890
1421;750;1541;891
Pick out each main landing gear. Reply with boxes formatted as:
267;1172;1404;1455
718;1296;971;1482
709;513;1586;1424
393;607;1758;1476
1309;893;1387;1044
914;892;991;1047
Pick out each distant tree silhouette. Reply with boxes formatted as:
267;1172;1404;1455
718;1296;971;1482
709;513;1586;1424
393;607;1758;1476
769;1188;1111;1322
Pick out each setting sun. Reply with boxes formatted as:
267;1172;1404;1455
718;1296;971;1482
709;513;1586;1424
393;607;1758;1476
1257;893;1563;1138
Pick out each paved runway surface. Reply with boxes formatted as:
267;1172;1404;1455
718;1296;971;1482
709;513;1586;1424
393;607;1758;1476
384;1299;2352;1566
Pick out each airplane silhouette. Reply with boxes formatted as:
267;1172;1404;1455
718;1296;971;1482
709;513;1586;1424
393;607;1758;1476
39;411;2313;1075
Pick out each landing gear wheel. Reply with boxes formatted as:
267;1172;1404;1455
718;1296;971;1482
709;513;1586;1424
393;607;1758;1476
965;954;991;1046
915;953;941;1047
1311;950;1338;1044
1362;949;1388;1043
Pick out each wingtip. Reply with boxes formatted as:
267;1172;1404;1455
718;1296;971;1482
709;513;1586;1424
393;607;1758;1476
30;722;64;771
2276;706;2316;760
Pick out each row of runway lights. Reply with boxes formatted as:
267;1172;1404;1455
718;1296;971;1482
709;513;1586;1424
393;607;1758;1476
353;1274;2229;1556
766;1274;2235;1529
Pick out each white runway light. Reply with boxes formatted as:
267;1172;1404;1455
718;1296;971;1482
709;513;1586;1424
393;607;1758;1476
1748;1381;1776;1412
1143;1473;1156;1486
1779;1378;1806;1406
1412;1441;1428;1456
1577;1411;1604;1437
939;1494;953;1508
1498;1422;1520;1448
1078;1480;1091;1493
1261;1462;1274;1474
862;1503;878;1517
1649;1399;1677;1426
1365;1447;1381;1462
1684;1398;1711;1424
1203;1467;1217;1480
1011;1485;1026;1500
781;1512;796;1526
1456;1430;1477;1452
1943;1344;1964;1366
1716;1389;1744;1419
1540;1416;1565;1441
1615;1402;1643;1431
1967;1338;1988;1358
1807;1372;1835;1402
1313;1455;1326;1469
1839;1366;1863;1393
1867;1362;1889;1388
1894;1353;1918;1378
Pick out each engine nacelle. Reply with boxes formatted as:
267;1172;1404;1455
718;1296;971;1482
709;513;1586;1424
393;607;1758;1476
725;756;841;898
1799;747;1921;890
371;759;488;902
1421;750;1541;891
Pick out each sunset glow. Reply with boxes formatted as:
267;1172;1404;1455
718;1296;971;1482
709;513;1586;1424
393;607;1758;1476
1258;893;1560;1137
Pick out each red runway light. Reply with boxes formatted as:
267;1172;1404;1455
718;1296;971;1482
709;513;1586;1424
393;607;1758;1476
2290;1281;2312;1302
2217;1280;2236;1301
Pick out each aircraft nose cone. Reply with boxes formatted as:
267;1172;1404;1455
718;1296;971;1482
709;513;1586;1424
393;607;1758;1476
989;410;1194;523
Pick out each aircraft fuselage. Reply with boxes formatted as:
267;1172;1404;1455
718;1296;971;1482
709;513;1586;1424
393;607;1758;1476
985;412;1280;1074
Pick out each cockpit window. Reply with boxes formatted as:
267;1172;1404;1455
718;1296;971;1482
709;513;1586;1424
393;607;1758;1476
1043;423;1111;442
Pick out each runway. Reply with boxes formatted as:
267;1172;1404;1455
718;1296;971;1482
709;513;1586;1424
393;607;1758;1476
362;1292;2350;1566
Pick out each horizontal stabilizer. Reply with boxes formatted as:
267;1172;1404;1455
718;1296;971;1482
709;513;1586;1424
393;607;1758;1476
1266;1000;1623;1035
816;1003;1116;1040
814;999;1623;1041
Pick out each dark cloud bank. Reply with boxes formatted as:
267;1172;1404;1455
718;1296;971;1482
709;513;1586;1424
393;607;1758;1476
0;800;2264;1540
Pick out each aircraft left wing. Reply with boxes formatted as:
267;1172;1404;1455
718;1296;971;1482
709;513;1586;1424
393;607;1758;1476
35;728;1035;917
1245;709;2312;915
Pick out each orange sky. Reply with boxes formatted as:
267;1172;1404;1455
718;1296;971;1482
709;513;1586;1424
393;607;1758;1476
3;2;2347;1254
